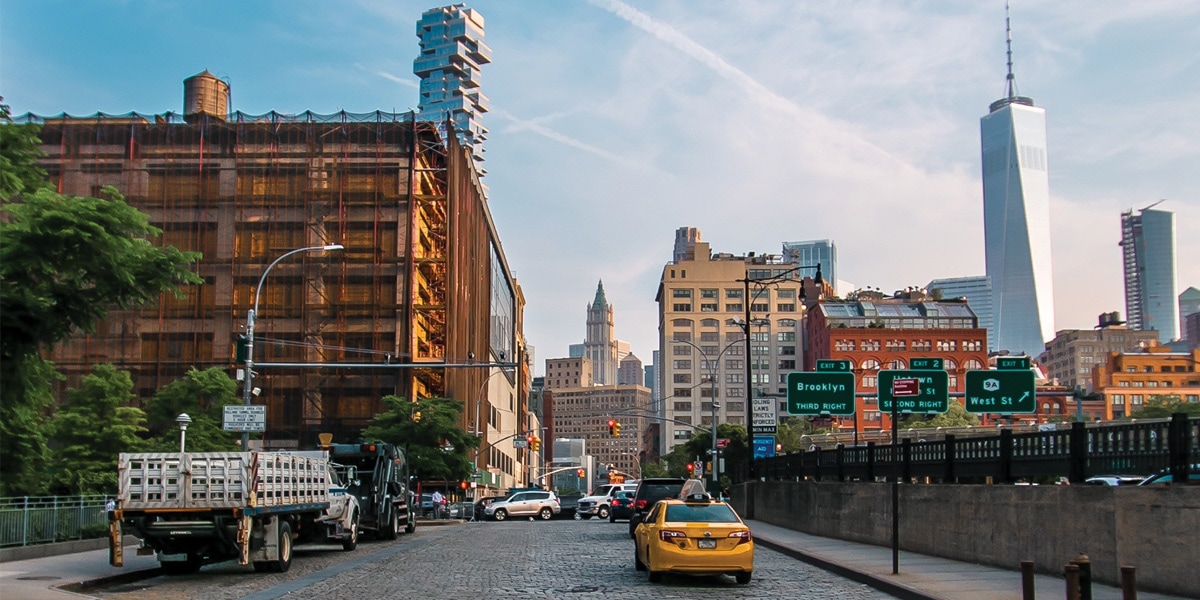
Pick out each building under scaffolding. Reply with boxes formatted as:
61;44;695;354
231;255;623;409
22;74;530;488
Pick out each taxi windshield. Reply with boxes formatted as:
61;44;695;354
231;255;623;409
664;503;739;523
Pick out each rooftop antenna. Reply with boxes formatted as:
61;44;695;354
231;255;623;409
1142;199;1167;212
1005;1;1018;99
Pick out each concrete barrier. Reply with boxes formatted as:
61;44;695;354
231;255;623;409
735;481;1199;598
0;535;141;563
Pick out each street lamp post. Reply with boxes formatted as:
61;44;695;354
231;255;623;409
176;413;191;452
670;339;743;487
240;244;344;451
736;261;822;481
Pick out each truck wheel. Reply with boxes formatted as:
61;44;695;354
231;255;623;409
161;553;202;575
493;508;508;521
382;507;399;540
342;512;359;551
538;507;553;520
597;506;610;519
404;507;416;534
254;521;293;573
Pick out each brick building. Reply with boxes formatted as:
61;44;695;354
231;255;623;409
1090;346;1200;419
806;298;989;432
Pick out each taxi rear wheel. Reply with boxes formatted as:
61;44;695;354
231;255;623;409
634;546;646;571
645;545;662;582
735;571;752;585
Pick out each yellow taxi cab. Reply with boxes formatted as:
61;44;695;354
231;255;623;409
632;492;754;584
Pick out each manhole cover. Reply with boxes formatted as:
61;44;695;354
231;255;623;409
17;575;61;581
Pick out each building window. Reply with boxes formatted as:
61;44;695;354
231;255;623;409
726;387;744;398
859;340;880;351
726;303;743;312
751;345;770;356
860;359;881;371
673;402;692;411
835;340;854;352
1111;395;1124;405
777;303;796;312
674;388;692;397
673;303;693;312
673;345;691;356
673;289;692;298
750;332;770;342
701;303;718;312
727;401;744;412
726;359;744;370
780;346;796;356
777;332;796;342
700;288;718;298
700;331;719;342
778;360;796;370
912;340;932;351
726;289;743;298
862;375;877;388
701;319;720;328
751;302;770;312
673;374;692;384
964;359;984;370
886;340;906;351
937;340;957;352
888;359;906;369
1131;395;1144;405
725;373;745;384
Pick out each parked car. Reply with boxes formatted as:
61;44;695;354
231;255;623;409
1084;475;1146;486
633;492;754;584
484;490;561;521
1137;464;1200;486
472;496;504;521
448;502;474;519
554;493;582;519
577;482;637;520
628;478;689;538
609;490;635;522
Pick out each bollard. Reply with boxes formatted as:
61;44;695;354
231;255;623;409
1072;554;1092;600
1121;566;1137;600
1065;564;1081;600
1021;560;1036;600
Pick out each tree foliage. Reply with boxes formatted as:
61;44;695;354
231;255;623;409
46;365;148;495
363;395;480;483
1127;395;1200;419
143;368;241;452
898;399;981;429
1;109;203;494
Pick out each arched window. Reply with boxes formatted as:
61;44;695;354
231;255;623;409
964;359;984;370
860;358;881;371
672;318;693;327
777;318;797;328
888;359;906;369
701;318;720;328
943;358;958;370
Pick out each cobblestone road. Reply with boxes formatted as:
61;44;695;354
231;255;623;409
95;519;897;599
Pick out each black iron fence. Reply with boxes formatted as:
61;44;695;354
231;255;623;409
732;413;1198;484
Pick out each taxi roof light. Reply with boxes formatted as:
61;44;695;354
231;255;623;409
685;493;713;502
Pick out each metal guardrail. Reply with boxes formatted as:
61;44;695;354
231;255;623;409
736;413;1198;484
0;495;111;547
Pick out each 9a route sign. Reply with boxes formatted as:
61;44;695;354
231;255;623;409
786;372;856;416
878;370;948;413
964;370;1036;413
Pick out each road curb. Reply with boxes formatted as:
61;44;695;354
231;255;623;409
754;537;940;600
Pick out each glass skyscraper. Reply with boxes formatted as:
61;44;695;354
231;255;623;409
928;276;994;352
781;239;837;291
1120;206;1179;343
414;5;492;165
980;13;1054;357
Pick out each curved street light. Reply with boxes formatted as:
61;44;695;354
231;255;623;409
240;244;344;450
670;338;744;486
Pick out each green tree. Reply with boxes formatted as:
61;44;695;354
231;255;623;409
674;423;748;481
898;400;980;429
1;111;202;494
363;395;480;483
639;461;669;478
1128;395;1200;419
144;368;240;452
46;365;148;495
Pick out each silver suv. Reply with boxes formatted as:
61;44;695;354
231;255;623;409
484;490;561;521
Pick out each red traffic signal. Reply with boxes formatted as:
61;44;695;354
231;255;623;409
576;468;585;478
686;462;695;474
607;419;617;436
460;481;468;490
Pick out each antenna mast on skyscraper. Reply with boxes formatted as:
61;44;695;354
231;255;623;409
1005;1;1018;99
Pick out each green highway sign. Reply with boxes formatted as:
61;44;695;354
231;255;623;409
996;357;1031;370
787;372;856;416
909;357;944;370
964;370;1036;413
816;359;851;372
879;370;949;413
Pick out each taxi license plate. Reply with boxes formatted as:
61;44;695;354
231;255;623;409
698;539;717;549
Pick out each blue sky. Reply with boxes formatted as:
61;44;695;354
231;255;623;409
4;1;1198;373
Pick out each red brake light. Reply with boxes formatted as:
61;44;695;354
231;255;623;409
635;499;648;510
728;530;752;545
659;530;686;542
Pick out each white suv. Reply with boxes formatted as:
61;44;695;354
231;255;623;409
575;483;637;520
484;490;561;521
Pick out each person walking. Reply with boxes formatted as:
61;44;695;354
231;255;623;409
431;490;445;519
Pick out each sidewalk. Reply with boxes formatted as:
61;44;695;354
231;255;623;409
748;520;1192;600
0;542;159;600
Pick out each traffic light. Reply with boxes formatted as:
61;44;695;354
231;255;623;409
607;419;616;436
526;434;535;448
533;437;541;452
460;481;468;490
235;334;249;364
613;422;621;437
412;411;422;423
576;468;585;478
686;462;695;475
